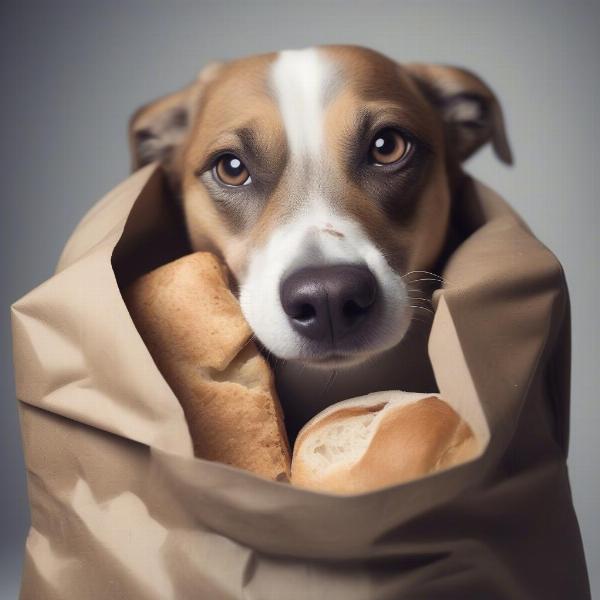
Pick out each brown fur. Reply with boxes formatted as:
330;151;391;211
127;45;512;441
128;43;510;291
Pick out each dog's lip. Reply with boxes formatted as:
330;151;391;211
290;349;375;369
256;335;380;369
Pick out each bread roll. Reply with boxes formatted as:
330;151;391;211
124;252;291;481
291;391;478;494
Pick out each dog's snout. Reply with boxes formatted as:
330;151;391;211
280;264;378;342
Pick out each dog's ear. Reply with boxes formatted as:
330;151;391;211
128;61;222;173
404;63;513;165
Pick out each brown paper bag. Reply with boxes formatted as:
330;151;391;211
12;164;590;599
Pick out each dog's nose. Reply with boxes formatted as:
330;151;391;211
280;264;378;342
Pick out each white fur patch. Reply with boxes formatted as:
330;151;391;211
270;47;333;160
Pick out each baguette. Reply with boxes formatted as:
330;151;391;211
124;252;291;481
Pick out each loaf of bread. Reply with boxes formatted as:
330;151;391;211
124;252;291;481
291;391;478;494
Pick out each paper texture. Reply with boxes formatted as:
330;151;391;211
12;164;590;598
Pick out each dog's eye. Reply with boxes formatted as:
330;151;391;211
369;129;411;165
214;154;251;186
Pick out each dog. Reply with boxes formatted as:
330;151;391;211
128;45;512;440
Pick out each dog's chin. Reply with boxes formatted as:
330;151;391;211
292;349;380;370
261;337;404;371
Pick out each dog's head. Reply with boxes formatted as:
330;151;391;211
129;45;511;368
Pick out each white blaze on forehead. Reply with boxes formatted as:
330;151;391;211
239;49;412;363
270;47;335;159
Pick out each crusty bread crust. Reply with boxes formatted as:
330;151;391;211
124;252;291;481
291;391;478;494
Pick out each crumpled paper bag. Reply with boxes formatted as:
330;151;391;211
12;164;590;599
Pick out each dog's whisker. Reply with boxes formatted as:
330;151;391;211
406;278;447;285
410;305;434;314
239;332;257;353
318;369;338;403
402;270;445;280
258;343;286;370
406;287;433;296
409;291;436;300
402;273;450;285
402;271;457;288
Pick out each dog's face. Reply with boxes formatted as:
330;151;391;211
130;45;511;368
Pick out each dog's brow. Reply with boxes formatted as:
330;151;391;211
234;126;262;158
353;109;374;142
350;106;434;147
202;125;266;168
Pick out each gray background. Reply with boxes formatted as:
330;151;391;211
1;0;598;596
